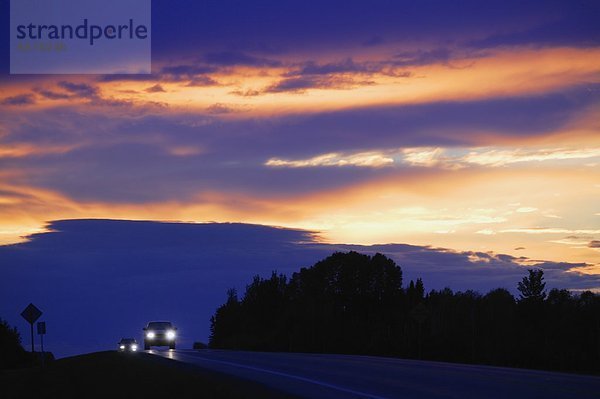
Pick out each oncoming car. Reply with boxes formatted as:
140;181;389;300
143;321;177;350
118;338;138;352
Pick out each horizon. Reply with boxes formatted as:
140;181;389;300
2;218;599;357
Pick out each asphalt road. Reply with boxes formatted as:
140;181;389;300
150;349;600;399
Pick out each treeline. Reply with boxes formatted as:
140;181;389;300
210;251;600;374
0;319;32;369
1;319;55;369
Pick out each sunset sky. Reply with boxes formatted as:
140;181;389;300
1;0;599;274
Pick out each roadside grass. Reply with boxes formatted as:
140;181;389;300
0;351;298;399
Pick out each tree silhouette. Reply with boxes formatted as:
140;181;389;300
0;318;28;369
517;269;546;302
209;252;600;374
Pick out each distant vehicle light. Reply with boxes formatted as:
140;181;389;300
146;331;155;339
119;345;125;349
132;344;138;350
166;330;176;339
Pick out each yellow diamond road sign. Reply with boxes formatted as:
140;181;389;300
21;303;42;324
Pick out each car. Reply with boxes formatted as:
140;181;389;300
143;321;177;350
118;338;138;352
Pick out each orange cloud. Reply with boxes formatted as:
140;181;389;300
3;46;599;117
0;143;78;158
265;151;394;168
167;146;204;157
263;145;600;170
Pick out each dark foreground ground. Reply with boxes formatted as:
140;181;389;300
0;351;298;399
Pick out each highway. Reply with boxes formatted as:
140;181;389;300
150;349;600;399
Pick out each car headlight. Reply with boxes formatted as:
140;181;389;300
146;331;155;339
166;330;176;340
119;345;125;349
131;344;138;350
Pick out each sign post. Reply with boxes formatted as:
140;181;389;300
37;321;46;353
37;321;46;367
20;303;43;353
